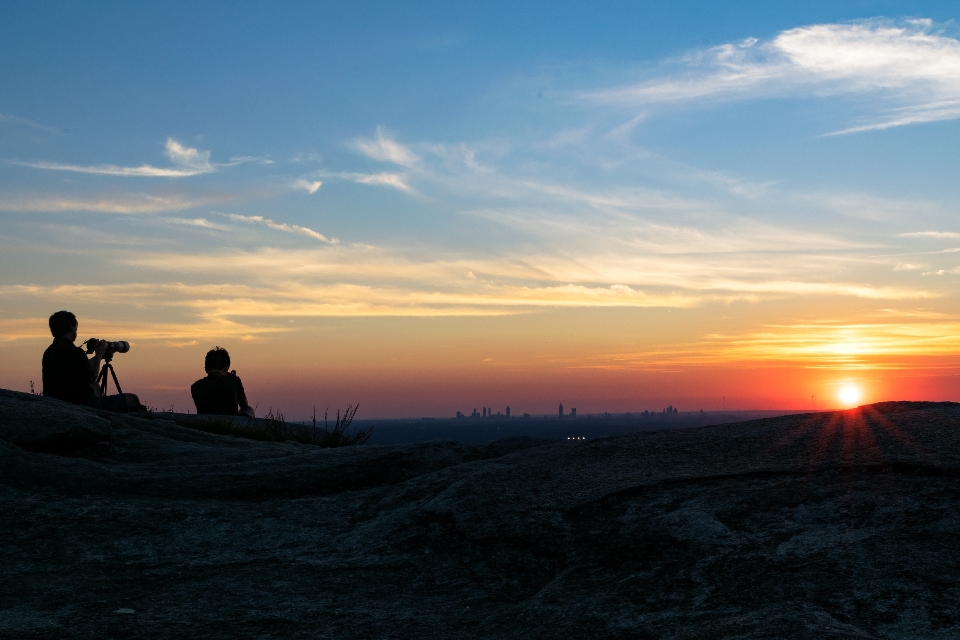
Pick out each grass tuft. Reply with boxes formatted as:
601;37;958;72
174;404;371;447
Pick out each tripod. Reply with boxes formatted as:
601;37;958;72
96;353;124;396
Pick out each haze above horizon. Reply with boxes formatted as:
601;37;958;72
3;1;960;418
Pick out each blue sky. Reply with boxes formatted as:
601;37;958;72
3;1;960;414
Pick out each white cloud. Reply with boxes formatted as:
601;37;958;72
0;112;59;133
350;127;420;167
292;179;323;194
0;192;228;213
122;238;934;305
350;172;414;193
6;138;254;177
223;213;338;244
163;138;213;173
228;155;274;165
10;159;205;177
899;231;960;238
321;170;416;194
164;217;229;230
588;19;960;133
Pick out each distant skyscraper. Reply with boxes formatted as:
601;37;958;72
506;406;510;418
483;407;487;418
559;403;564;417
571;408;576;417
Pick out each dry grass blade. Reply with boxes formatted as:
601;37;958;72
174;404;370;447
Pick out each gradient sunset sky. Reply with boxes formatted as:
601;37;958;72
3;1;960;417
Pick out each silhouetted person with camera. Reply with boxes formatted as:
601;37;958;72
191;347;255;417
41;310;141;411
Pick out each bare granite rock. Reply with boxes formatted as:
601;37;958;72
2;392;960;638
0;389;112;451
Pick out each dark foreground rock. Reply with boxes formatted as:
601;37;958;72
2;389;960;639
0;389;112;451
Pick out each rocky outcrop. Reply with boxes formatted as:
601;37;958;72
2;391;960;638
0;389;112;452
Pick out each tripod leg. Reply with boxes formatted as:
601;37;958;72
108;364;123;395
98;364;109;397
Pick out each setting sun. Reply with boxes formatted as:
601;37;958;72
838;385;862;407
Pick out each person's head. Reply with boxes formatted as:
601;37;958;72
49;310;78;341
204;346;231;373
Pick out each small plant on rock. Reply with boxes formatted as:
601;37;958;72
175;404;370;447
307;404;370;447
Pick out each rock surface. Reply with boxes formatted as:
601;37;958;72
0;389;112;451
2;389;960;638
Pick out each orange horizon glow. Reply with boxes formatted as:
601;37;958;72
3;306;960;419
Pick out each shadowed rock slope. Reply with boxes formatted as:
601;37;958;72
2;388;960;639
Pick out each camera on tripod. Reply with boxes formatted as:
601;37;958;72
83;338;130;358
82;339;131;396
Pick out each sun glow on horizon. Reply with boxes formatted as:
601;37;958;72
838;384;862;407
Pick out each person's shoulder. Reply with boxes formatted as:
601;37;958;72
43;338;74;359
190;377;209;393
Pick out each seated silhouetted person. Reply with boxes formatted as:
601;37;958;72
191;347;255;417
41;310;141;411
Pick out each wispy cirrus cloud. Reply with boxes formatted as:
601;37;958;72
588;19;960;134
0;192;230;213
320;170;416;194
0;303;290;343
8;137;266;178
123;238;935;306
349;172;415;193
712;318;960;366
350;127;420;167
163;217;229;230
222;213;338;244
291;179;322;194
576;314;960;370
0;112;60;133
898;231;960;239
330;129;421;193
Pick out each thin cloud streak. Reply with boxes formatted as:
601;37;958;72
568;318;960;371
9;159;208;178
163;217;230;230
0;112;60;133
899;231;960;239
325;171;416;193
7;138;264;178
5;287;960;372
0;193;230;213
123;243;936;306
222;213;338;244
714;320;960;364
0;311;289;343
